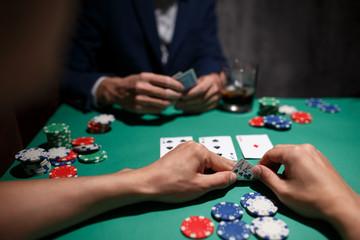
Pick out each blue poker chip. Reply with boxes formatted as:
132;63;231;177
263;115;285;127
50;158;76;166
272;119;292;130
305;98;325;107
321;104;340;113
211;202;244;221
217;220;251;240
240;192;262;208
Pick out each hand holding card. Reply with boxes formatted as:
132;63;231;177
232;159;255;181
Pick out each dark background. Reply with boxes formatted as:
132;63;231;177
216;0;360;98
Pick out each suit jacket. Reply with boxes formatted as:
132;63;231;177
63;0;227;110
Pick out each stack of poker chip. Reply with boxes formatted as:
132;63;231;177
15;148;51;176
49;165;78;178
72;136;107;163
249;115;292;131
43;123;72;148
87;114;115;134
291;112;312;124
241;192;278;217
306;98;341;113
258;97;280;116
48;147;77;166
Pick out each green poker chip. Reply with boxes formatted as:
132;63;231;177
258;97;280;106
43;123;72;148
43;123;69;134
78;150;107;162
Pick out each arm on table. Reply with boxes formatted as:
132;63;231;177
253;144;360;240
0;141;236;240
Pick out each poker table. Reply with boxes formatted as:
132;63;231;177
2;98;360;239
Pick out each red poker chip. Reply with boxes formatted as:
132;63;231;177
291;112;312;124
71;137;95;146
55;149;78;162
88;120;110;129
181;216;214;239
249;116;265;127
49;165;77;178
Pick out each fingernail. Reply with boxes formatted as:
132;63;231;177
230;172;237;183
252;166;262;178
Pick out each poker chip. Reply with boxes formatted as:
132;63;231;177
240;192;262;208
244;195;278;216
272;119;292;130
258;97;280;116
217;220;251;240
50;158;76;166
71;137;95;146
73;143;101;153
49;165;78;178
92;114;115;125
251;217;289;240
48;147;70;160
20;156;51;177
305;98;325;107
321;104;341;113
15;148;48;162
55;149;78;162
43;123;72;148
78;150;107;163
291;112;312;124
278;105;298;115
211;202;244;221
248;117;264;127
180;216;214;239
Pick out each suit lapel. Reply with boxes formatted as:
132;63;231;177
133;0;162;65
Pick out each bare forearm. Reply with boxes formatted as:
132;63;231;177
0;172;150;240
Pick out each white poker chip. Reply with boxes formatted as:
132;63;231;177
278;105;298;115
244;195;278;216
15;148;48;162
48;147;70;160
251;217;289;240
73;143;101;152
92;114;115;125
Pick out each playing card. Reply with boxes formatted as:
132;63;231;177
160;136;193;157
236;134;273;159
232;158;256;181
199;136;237;161
172;71;183;79
176;68;197;92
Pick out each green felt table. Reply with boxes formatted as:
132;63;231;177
2;98;360;239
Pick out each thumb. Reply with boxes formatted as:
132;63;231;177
252;165;284;192
199;171;237;191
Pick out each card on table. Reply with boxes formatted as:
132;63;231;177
232;158;255;181
236;134;273;159
199;136;237;161
160;136;193;157
174;68;197;92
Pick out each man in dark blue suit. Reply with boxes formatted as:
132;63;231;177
64;0;227;114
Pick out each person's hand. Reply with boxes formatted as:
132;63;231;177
175;72;226;113
130;141;237;203
253;144;360;239
96;73;184;114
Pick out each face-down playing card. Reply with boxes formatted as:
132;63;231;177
160;136;193;157
198;136;237;161
173;68;197;92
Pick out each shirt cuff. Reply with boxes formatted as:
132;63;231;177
91;76;108;108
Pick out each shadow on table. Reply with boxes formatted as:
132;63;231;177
98;107;202;126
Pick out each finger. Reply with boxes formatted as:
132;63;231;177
176;94;219;112
137;82;182;101
203;151;236;172
141;73;184;92
135;95;171;109
181;79;212;100
198;171;237;191
252;165;285;194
